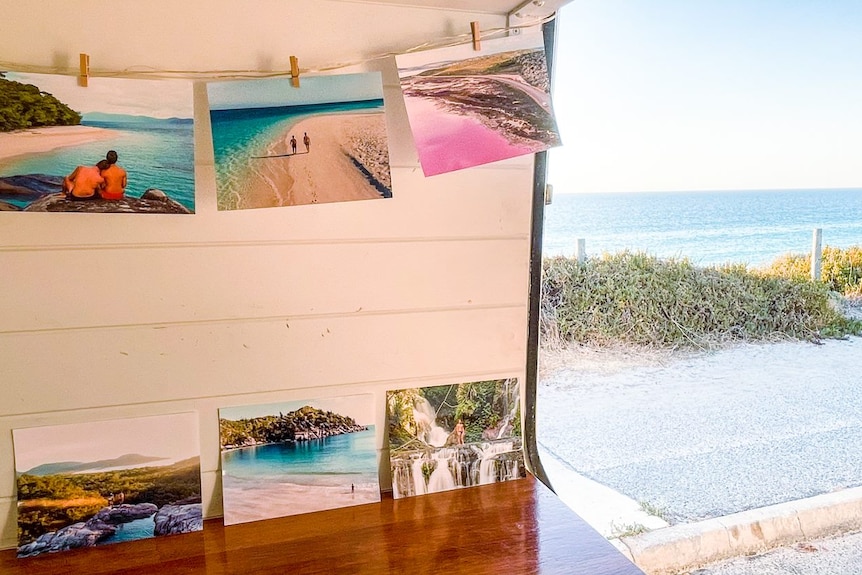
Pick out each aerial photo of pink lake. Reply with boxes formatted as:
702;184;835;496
406;97;536;176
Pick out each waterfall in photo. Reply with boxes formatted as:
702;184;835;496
427;449;456;492
495;378;521;440
413;397;450;447
390;438;525;498
478;441;521;485
411;457;427;496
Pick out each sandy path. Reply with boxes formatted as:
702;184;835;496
238;113;387;209
538;334;862;524
0;125;118;165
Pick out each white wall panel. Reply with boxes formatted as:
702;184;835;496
1;240;527;331
0;1;508;73
0;0;539;548
0;165;533;248
1;307;526;416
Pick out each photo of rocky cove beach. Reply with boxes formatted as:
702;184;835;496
0;72;195;214
219;396;380;525
387;379;526;500
396;33;561;176
13;413;203;558
208;72;391;210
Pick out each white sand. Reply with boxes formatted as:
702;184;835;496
233;113;388;209
0;125;119;164
222;479;380;525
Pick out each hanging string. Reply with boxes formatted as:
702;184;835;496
0;16;552;81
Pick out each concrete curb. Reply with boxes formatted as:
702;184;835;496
615;486;862;574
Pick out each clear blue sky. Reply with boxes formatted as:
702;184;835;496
547;0;862;193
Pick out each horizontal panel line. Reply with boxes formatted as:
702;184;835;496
0;367;525;425
0;234;528;253
0;302;526;336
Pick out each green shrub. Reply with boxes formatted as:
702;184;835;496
541;251;859;349
762;246;862;295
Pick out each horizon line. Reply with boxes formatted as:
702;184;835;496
552;186;862;195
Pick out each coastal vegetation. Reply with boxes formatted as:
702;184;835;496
763;246;862;297
218;405;365;449
0;74;81;131
541;248;862;350
16;458;201;545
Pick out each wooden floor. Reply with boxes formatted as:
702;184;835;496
1;475;645;574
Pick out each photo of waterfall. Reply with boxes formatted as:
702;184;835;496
386;378;526;499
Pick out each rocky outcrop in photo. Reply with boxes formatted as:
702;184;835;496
0;174;193;214
16;503;157;558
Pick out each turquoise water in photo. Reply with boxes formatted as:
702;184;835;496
98;514;155;544
1;115;195;210
209;100;384;198
543;189;862;267
222;427;377;488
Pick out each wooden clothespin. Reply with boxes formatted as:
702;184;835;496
470;22;481;51
78;53;90;87
289;56;300;88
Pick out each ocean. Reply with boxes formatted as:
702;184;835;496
1;115;195;210
542;189;862;267
210;100;385;199
221;427;378;488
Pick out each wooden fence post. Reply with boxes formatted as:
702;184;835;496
811;228;822;281
576;238;586;265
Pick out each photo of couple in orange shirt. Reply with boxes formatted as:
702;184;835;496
63;150;128;200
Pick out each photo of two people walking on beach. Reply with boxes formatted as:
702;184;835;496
207;72;392;210
286;132;311;156
63;150;127;201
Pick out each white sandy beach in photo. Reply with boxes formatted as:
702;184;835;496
0;125;119;165
222;478;380;525
235;113;388;209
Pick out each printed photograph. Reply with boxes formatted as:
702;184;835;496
14;413;202;558
208;73;391;210
219;395;380;525
0;71;195;214
395;33;561;177
387;378;525;499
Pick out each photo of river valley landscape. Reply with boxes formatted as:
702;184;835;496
218;395;379;525
13;413;202;558
387;379;525;499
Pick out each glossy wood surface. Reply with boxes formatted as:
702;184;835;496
0;476;644;574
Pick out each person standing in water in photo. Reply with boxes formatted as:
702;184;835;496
99;150;127;200
63;162;104;200
454;420;466;445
